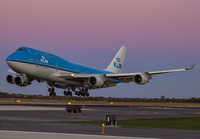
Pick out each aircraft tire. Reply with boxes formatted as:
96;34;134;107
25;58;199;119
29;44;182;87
64;91;67;96
66;91;70;96
52;88;55;92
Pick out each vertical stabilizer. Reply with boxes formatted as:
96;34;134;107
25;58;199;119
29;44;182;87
105;46;126;73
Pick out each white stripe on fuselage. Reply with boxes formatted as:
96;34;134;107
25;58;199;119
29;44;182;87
6;60;81;86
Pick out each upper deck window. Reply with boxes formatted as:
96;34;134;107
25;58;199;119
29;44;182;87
17;48;27;52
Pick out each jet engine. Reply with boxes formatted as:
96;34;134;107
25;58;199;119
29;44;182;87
88;76;104;87
6;75;15;84
134;74;149;85
14;76;31;87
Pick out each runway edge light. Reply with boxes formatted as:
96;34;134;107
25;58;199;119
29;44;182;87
102;124;104;134
15;100;21;103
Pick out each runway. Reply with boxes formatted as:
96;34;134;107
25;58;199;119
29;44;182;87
0;130;154;139
0;104;199;139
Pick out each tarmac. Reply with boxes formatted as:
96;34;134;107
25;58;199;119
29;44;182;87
0;104;199;139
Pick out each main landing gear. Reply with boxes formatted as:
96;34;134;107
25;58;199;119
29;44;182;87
48;87;89;97
63;88;72;96
48;87;56;97
75;88;89;97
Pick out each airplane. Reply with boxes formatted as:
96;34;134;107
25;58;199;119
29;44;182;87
6;46;196;97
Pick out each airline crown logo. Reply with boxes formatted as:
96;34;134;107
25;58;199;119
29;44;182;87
116;56;121;62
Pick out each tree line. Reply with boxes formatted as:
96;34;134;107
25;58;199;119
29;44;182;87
0;91;199;103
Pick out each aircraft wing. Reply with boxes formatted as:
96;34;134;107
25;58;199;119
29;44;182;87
105;63;196;83
58;63;196;84
147;63;196;75
58;73;117;89
59;73;97;79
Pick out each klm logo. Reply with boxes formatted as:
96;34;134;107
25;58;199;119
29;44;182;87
116;57;120;62
40;56;48;63
113;56;122;69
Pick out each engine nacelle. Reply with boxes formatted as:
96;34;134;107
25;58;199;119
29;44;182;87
88;76;104;87
134;74;149;85
14;76;31;87
6;75;15;84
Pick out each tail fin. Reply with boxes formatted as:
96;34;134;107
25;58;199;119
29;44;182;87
105;46;126;73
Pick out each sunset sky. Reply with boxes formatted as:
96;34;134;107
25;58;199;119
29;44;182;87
0;0;199;98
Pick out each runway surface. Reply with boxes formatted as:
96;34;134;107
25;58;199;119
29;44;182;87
0;104;199;139
0;130;154;139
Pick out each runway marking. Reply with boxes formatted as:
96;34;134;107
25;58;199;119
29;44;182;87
0;130;160;139
139;107;172;109
0;106;93;111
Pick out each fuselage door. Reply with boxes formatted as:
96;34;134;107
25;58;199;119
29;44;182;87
36;59;39;67
55;63;58;71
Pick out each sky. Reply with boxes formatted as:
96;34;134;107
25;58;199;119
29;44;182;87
0;0;199;98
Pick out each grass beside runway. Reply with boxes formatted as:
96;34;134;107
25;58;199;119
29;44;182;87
64;117;200;130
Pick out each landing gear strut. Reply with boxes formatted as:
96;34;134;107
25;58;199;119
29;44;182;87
48;87;56;97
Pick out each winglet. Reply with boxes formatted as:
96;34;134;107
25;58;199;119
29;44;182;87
186;63;196;70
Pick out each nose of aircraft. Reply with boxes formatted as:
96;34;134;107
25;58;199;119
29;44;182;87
6;52;16;62
6;52;18;70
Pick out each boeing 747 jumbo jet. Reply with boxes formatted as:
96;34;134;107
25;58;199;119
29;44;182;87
6;46;195;97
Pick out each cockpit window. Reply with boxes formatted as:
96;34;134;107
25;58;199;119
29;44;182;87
17;48;27;51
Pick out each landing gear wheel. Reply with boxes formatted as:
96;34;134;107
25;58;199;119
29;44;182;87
64;91;73;96
76;88;89;97
64;91;67;96
52;88;55;92
75;91;81;96
49;92;56;97
69;92;72;96
67;91;70;96
48;88;56;97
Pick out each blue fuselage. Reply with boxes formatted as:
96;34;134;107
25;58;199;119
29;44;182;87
6;47;112;75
